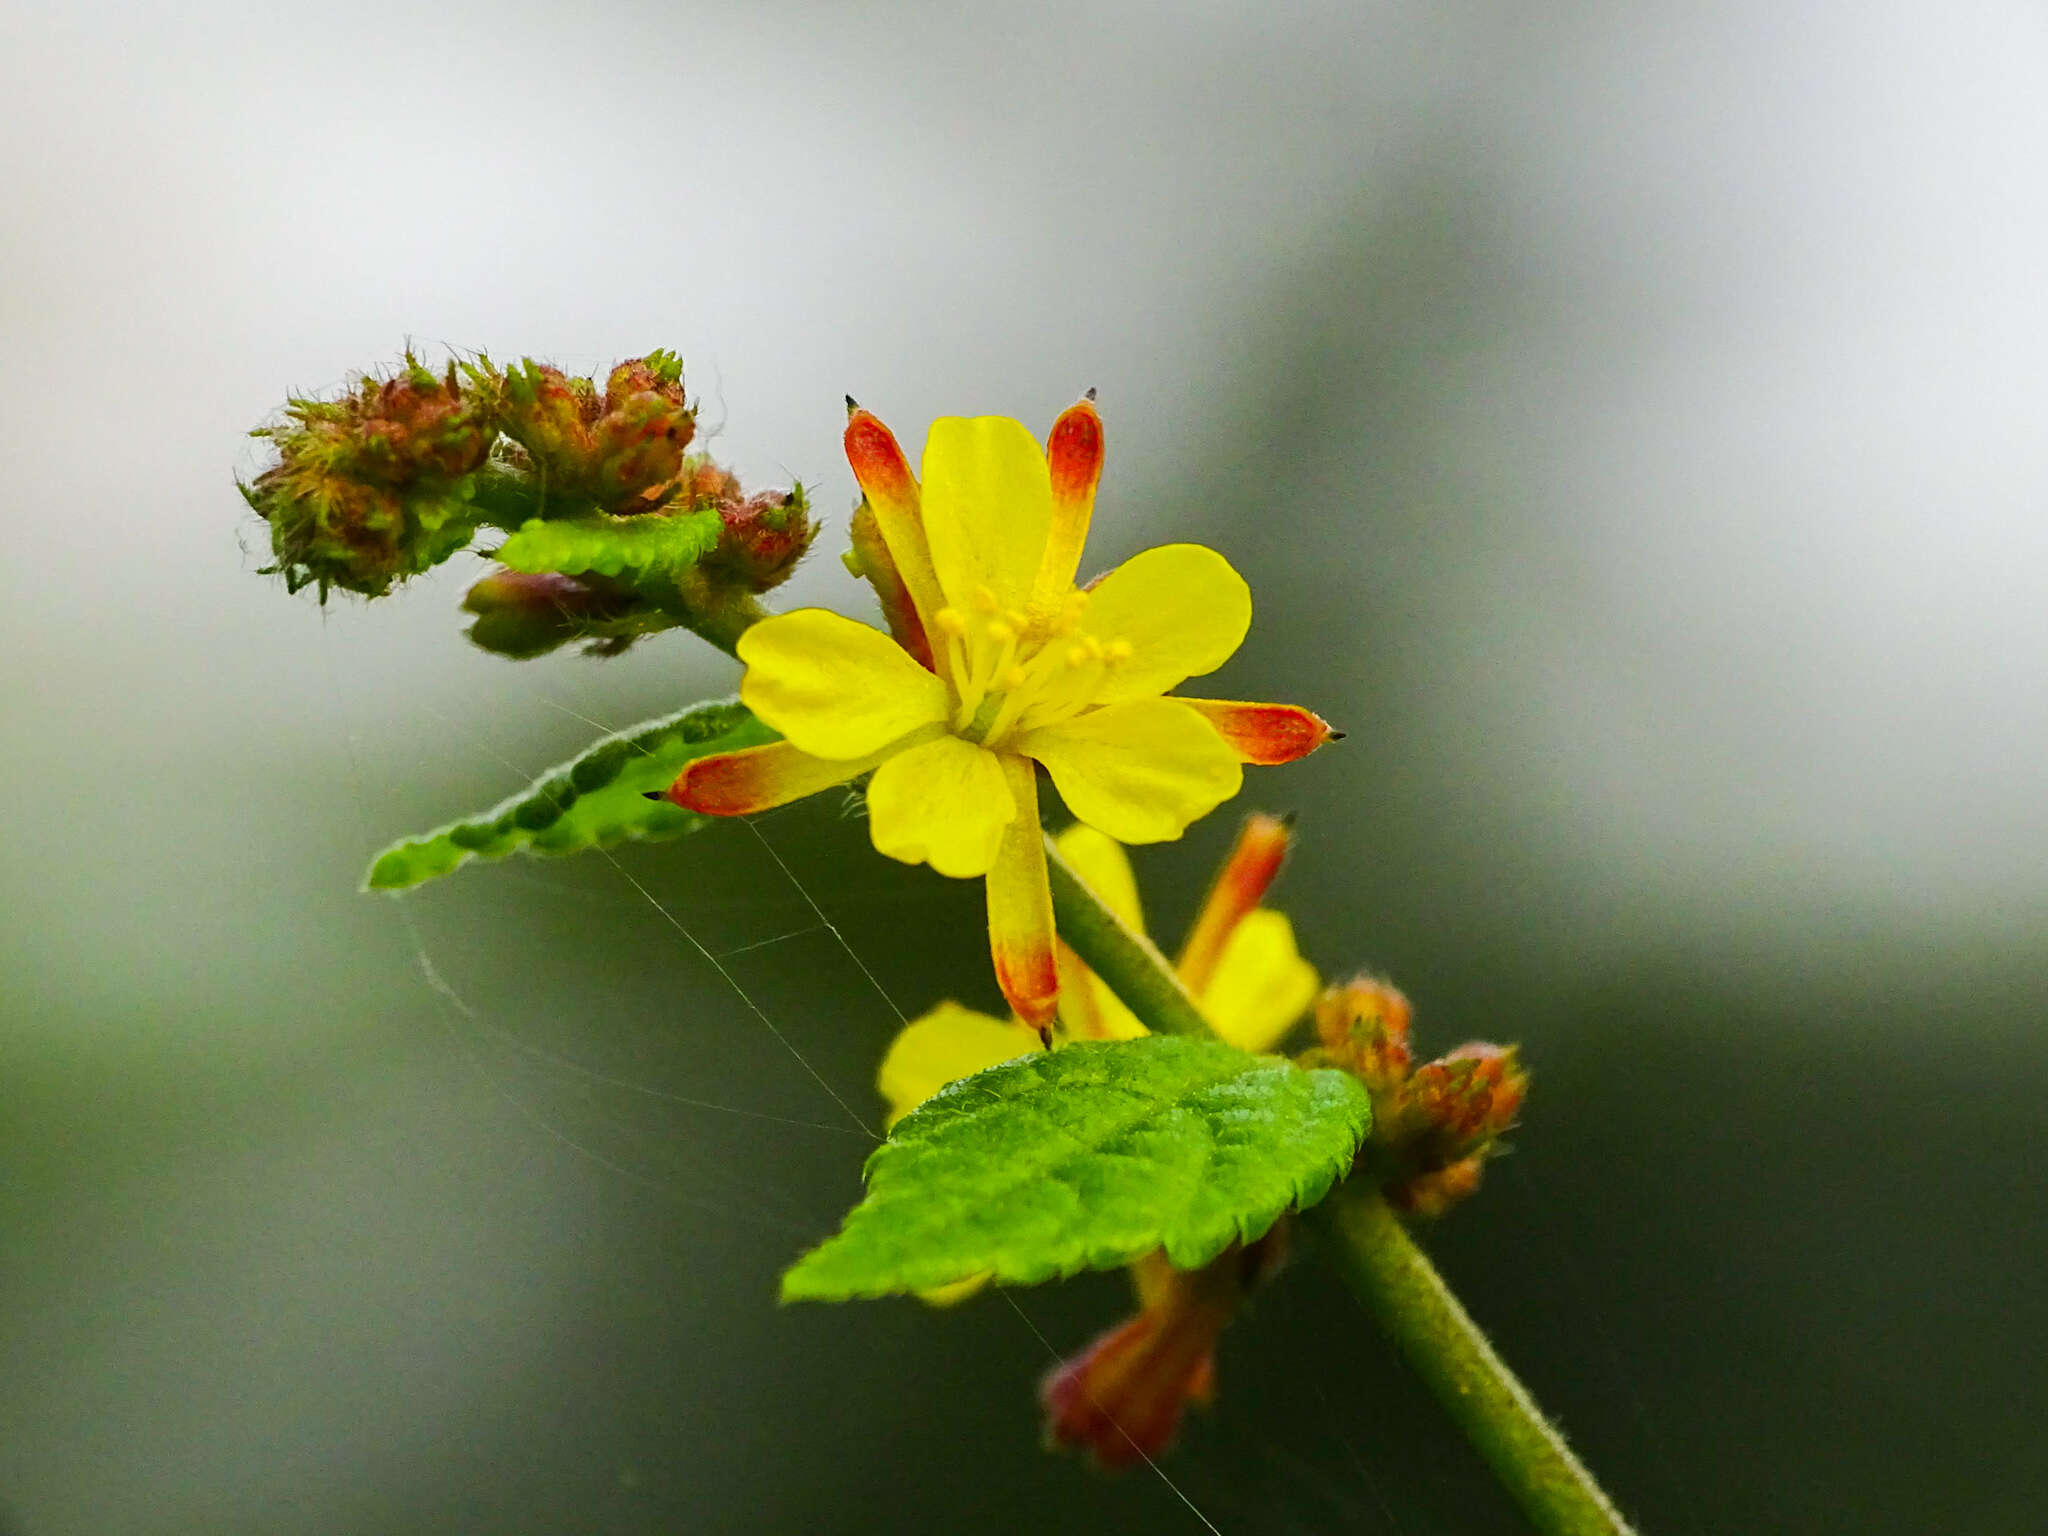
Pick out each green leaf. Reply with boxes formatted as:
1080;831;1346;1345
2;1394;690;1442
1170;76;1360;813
781;1037;1372;1301
363;698;774;891
492;507;721;580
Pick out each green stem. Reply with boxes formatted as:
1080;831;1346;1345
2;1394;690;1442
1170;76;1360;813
1045;846;1635;1535
1043;837;1208;1035
1311;1188;1637;1536
683;591;767;658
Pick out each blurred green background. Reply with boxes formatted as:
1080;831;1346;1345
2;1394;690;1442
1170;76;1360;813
4;2;2045;1531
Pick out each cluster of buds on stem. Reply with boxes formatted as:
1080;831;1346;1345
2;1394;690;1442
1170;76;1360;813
241;354;496;597
241;347;817;651
1301;977;1528;1217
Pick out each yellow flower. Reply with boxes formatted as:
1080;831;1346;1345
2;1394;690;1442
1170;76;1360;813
666;401;1333;1027
877;817;1321;1128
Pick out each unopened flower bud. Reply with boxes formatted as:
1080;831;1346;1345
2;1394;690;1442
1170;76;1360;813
492;351;697;513
460;569;664;659
1309;975;1414;1094
845;499;934;666
1396;1042;1527;1161
702;485;819;594
243;354;494;597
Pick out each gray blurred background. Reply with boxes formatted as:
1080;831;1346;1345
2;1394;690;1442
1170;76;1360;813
4;2;2045;1531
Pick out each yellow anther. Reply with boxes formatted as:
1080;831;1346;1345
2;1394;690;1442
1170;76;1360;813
985;620;1015;644
933;607;967;638
1066;644;1092;668
1005;609;1029;630
1002;665;1030;690
972;585;1000;612
1083;634;1105;661
1104;638;1135;664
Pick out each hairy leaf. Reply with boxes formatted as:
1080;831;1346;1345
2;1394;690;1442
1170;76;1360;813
364;699;772;891
781;1037;1371;1301
492;507;722;580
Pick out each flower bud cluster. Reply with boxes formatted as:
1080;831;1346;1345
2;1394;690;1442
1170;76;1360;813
488;352;698;514
1303;976;1527;1218
242;355;495;597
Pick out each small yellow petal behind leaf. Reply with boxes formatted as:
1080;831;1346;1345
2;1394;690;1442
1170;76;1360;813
1199;909;1319;1053
877;1000;1039;1128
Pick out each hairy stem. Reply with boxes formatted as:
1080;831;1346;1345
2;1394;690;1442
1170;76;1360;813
1311;1189;1638;1536
1046;842;1636;1534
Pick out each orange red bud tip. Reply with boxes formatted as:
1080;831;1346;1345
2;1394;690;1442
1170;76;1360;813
1046;397;1106;508
843;410;917;499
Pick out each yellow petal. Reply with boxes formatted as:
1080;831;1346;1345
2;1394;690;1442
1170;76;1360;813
919;417;1054;614
668;739;880;816
1052;823;1145;934
845;408;948;635
877;1000;1039;1128
1017;698;1243;844
1028;396;1105;627
865;733;1015;878
916;1274;991;1307
986;755;1059;1029
1199;909;1319;1053
738;608;949;759
1080;544;1251;703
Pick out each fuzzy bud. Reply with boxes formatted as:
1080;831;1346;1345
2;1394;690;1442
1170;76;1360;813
1395;1043;1527;1160
702;485;820;594
243;355;495;597
1309;975;1414;1095
492;351;697;513
460;569;665;659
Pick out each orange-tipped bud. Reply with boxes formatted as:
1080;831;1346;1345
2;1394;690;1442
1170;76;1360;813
1176;812;1294;993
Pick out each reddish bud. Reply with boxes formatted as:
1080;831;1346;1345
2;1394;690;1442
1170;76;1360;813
244;354;494;598
492;351;697;513
1312;975;1414;1093
1398;1042;1527;1159
460;569;659;658
702;485;819;594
